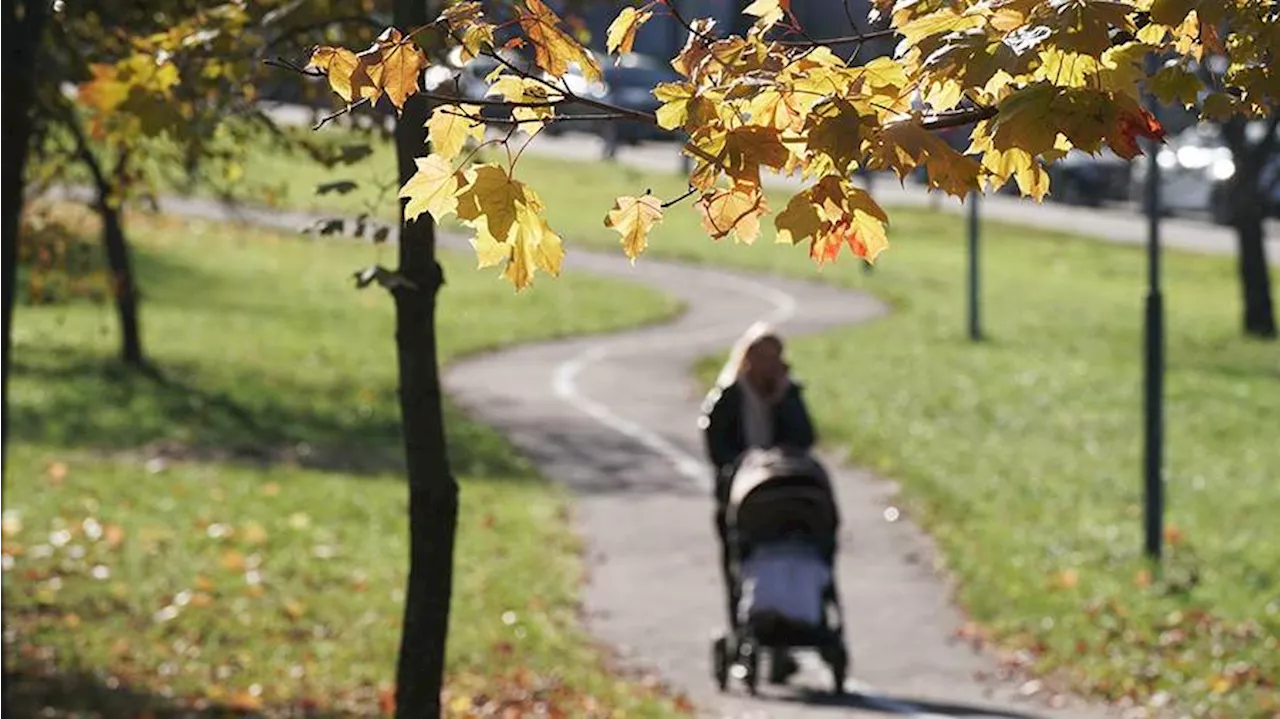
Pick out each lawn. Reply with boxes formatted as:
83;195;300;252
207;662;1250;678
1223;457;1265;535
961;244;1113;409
220;127;1279;718
3;203;686;717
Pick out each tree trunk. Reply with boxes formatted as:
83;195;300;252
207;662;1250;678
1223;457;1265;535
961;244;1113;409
99;198;146;365
391;2;456;718
76;144;146;367
1224;116;1278;340
1234;204;1277;339
1;0;49;706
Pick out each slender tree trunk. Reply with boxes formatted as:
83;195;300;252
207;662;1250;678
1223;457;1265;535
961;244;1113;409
391;2;456;717
1;0;50;706
99;198;146;364
77;145;146;367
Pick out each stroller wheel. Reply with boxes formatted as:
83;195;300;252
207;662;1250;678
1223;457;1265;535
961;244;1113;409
712;635;729;692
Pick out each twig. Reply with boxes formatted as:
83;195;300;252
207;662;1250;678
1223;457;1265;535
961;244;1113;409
314;97;372;130
776;28;896;47
265;56;324;77
662;185;698;208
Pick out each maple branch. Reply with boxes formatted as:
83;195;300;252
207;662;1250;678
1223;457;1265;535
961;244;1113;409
776;28;896;48
265;56;324;77
662;185;697;208
920;105;998;131
314;97;372;130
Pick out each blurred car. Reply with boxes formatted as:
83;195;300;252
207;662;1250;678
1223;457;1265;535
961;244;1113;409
1130;121;1280;224
1045;148;1132;206
595;53;683;145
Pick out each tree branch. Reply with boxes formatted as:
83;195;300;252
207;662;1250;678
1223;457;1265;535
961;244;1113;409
777;28;897;48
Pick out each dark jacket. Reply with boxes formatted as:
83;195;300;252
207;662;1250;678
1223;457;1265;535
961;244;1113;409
700;379;817;494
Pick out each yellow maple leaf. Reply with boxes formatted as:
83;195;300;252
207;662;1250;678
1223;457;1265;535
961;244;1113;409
869;120;981;197
442;2;495;61
399;154;460;223
519;0;602;83
606;7;653;56
697;184;769;244
805;100;868;176
470;224;511;269
653;81;696;130
1148;65;1203;107
457;164;523;240
505;201;564;290
604;195;664;262
426;104;485;160
360;28;428;111
308;46;360;104
743;0;787;29
774;192;823;246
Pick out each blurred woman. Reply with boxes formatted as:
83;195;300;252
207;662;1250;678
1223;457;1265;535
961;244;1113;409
699;322;817;683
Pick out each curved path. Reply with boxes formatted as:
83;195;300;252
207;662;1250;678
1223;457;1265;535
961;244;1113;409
140;194;1123;719
443;249;1122;719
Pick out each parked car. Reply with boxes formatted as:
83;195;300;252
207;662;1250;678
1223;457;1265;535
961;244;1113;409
1045;148;1132;206
1130;121;1280;224
595;53;683;145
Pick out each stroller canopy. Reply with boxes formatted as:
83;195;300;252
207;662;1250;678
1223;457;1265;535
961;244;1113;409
726;447;839;543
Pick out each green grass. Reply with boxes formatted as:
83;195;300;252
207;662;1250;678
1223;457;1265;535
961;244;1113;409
4;204;686;717
222;130;1280;717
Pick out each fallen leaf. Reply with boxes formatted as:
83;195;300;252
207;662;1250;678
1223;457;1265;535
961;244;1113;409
46;461;68;486
228;690;263;712
104;524;125;547
1050;568;1079;589
242;522;269;545
283;599;306;620
220;549;245;571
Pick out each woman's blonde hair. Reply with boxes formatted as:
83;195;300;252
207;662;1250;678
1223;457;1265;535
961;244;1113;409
713;321;783;390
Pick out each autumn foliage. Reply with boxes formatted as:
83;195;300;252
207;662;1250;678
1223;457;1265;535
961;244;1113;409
68;2;1278;291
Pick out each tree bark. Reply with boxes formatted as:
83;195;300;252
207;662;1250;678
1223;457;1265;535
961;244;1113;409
76;142;147;367
1234;206;1276;338
391;2;456;718
1;0;50;706
1223;116;1278;340
99;195;146;365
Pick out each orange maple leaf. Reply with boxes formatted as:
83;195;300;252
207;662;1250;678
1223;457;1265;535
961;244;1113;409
1108;107;1165;160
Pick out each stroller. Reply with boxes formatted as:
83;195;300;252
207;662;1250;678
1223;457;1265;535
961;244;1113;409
711;447;850;696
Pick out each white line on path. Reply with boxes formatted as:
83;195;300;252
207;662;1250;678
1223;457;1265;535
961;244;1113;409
550;270;950;719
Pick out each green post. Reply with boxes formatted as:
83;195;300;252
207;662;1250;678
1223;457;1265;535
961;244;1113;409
967;191;982;341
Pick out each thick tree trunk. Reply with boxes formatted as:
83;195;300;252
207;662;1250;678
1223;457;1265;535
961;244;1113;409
1234;206;1277;339
391;2;456;718
1;0;49;706
1224;116;1278;340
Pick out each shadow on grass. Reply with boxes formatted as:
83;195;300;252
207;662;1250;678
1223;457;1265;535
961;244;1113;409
10;347;529;481
2;669;352;719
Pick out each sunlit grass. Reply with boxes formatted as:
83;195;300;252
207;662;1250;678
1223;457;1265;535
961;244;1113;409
4;205;685;717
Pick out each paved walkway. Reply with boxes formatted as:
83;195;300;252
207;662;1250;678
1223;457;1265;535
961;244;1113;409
134;193;1133;719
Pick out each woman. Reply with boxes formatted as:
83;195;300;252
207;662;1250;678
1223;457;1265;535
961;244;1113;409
700;322;817;683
